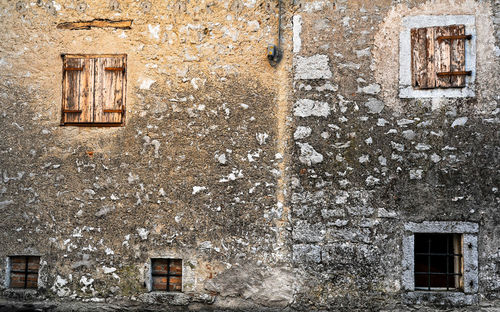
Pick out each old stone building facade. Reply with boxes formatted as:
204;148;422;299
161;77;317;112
0;0;498;311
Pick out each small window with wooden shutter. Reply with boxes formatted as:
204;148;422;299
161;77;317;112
411;25;471;89
61;54;126;126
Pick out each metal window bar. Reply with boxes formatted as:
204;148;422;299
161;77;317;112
414;234;463;291
151;259;181;292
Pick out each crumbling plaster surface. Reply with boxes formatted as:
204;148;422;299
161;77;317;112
0;0;295;310
291;0;499;310
0;0;499;311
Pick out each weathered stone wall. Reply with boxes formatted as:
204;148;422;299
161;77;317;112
291;0;499;310
0;0;498;311
0;0;294;310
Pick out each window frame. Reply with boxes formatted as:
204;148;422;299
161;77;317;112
399;15;476;98
6;255;41;290
60;54;127;127
149;258;183;292
402;221;479;305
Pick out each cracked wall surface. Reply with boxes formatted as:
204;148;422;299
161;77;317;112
0;0;499;311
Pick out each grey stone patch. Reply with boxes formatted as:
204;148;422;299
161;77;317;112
402;291;479;306
452;117;468;127
321;208;345;218
215;153;227;165
295;55;332;80
378;208;397;218
415;143;431;151
292;244;321;264
404;221;479;233
293;126;312;140
292;220;325;243
364;98;384;114
358;83;381;95
293;15;302;53
71;254;93;269
409;169;423;180
294;99;330;117
296;142;323;166
0;200;13;210
402;130;416;140
138;292;191;305
136;228;149;240
95;205;115;217
204;265;294;307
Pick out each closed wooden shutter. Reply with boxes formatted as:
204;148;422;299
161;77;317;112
62;57;94;123
411;25;469;89
61;54;126;126
94;56;126;124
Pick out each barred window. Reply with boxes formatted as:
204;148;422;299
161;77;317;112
151;259;182;292
414;233;463;291
9;256;40;289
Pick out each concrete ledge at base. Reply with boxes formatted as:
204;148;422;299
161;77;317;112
137;291;216;306
402;291;479;306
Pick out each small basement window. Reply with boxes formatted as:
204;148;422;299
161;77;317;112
9;256;40;289
61;54;127;126
402;222;479;305
414;233;463;291
151;259;182;292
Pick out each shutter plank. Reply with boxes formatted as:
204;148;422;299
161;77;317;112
94;58;105;123
95;56;125;124
411;28;427;89
425;27;436;89
80;58;94;123
435;26;452;88
63;58;83;123
450;25;466;87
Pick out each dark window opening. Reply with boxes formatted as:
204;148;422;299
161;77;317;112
414;233;463;291
9;256;40;289
151;258;182;292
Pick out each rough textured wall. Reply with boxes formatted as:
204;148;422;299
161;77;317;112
0;0;293;310
290;0;499;310
0;0;499;311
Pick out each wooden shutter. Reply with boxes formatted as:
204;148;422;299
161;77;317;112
61;57;94;124
411;25;469;89
94;56;126;124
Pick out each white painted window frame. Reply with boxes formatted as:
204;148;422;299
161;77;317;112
402;221;479;305
399;15;476;98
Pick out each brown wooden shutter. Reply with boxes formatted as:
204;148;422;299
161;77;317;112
411;25;469;89
93;56;126;124
61;57;94;124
